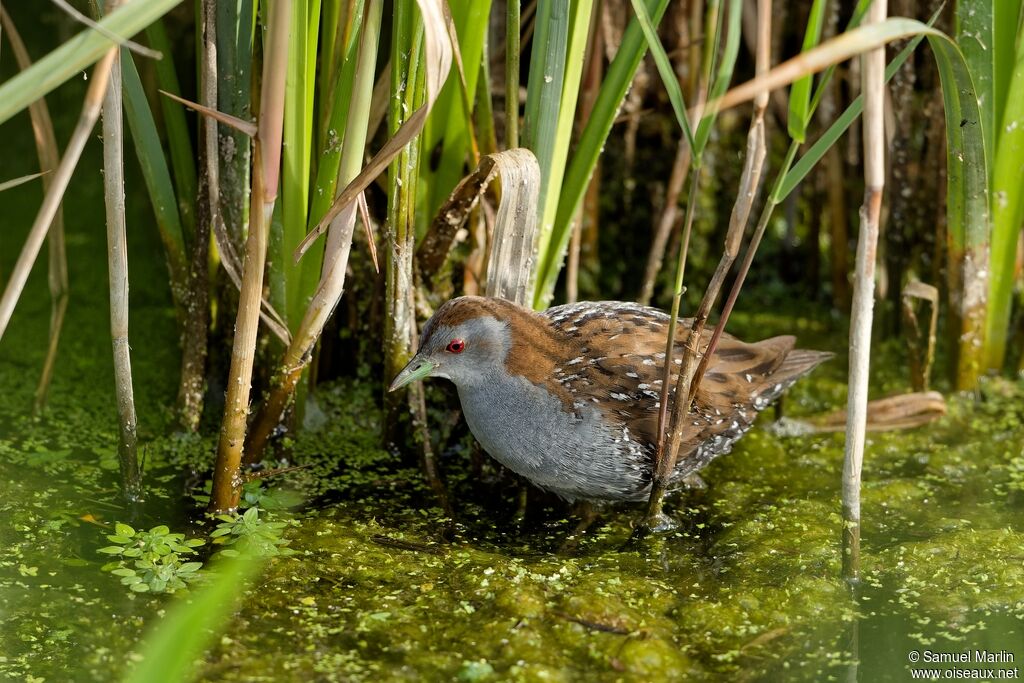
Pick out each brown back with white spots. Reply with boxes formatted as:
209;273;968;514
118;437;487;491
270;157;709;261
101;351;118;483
540;301;830;474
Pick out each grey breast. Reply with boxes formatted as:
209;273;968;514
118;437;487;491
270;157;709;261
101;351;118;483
457;370;649;503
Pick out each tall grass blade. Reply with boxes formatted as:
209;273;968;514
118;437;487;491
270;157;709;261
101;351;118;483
985;22;1024;370
245;0;384;463
787;0;827;143
533;1;594;286
993;0;1024;123
521;0;571;276
424;0;491;223
627;0;695;150
281;0;322;329
780;32;929;199
144;20;197;237
956;1;995;173
693;0;742;153
216;0;255;248
121;52;189;314
0;0;183;126
931;37;990;388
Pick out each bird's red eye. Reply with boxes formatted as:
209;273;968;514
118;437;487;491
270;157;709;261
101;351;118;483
445;339;465;354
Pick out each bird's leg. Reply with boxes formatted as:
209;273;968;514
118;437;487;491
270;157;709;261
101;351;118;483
511;484;529;529
559;501;601;552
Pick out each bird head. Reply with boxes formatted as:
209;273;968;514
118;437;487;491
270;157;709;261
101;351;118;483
388;297;515;392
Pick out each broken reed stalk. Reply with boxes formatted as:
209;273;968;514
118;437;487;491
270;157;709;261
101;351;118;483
99;2;143;503
0;51;116;343
640;0;771;533
901;281;939;392
843;0;887;582
244;0;383;463
482;150;543;303
685;0;770;409
0;9;70;413
210;0;291;513
176;0;217;433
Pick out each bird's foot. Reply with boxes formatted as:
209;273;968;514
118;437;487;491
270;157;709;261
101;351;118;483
559;501;602;553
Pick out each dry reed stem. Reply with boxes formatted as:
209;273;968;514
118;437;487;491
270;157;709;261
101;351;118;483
901;281;938;392
710;17;923;116
0;9;70;413
159;89;258;137
0;51;116;343
99;10;143;502
810;391;946;433
210;0;291;513
688;0;781;421
211;156;272;511
842;0;887;582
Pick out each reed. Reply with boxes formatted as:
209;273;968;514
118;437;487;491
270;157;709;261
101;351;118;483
842;0;887;582
100;0;143;503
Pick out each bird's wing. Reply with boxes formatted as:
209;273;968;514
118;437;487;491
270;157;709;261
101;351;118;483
542;302;830;475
